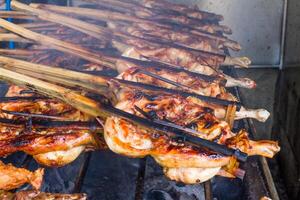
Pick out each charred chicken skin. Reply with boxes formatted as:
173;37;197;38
0;98;92;121
115;47;255;90
2;85;92;121
117;43;224;76
0;85;102;167
0;120;100;167
117;67;226;98
116;70;268;122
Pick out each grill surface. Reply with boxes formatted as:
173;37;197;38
0;69;276;199
0;1;277;199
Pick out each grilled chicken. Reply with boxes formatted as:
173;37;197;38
0;1;278;186
112;22;239;52
0;124;99;167
0;190;87;200
115;47;254;89
104;88;280;183
0;161;44;190
3;85;92;121
118;67;225;97
115;42;225;75
0;98;92;121
0;85;102;166
116;68;268;122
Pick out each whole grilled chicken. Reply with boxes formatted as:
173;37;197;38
104;88;280;183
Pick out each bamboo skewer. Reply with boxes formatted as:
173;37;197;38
19;22;57;29
0;49;41;56
0;67;110;119
0;33;31;43
0;18;116;69
12;1;111;41
0;10;36;19
225;104;237;129
0;55;108;86
0;16;217;81
1;55;268;123
0;22;60;33
1;109;68;120
0;55;242;109
2;55;269;122
3;1;249;79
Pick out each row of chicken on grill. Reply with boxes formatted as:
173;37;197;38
0;0;280;197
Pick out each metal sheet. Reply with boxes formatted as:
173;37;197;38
284;0;300;65
171;0;284;66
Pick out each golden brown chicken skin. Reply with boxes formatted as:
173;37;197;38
0;99;92;121
0;161;44;190
106;90;280;159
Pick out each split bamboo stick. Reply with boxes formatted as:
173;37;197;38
0;10;36;19
0;33;31;43
0;18;116;68
30;3;236;46
0;55;109;94
0;49;41;56
36;2;234;45
12;1;110;41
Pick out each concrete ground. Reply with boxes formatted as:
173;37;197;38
234;68;279;140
